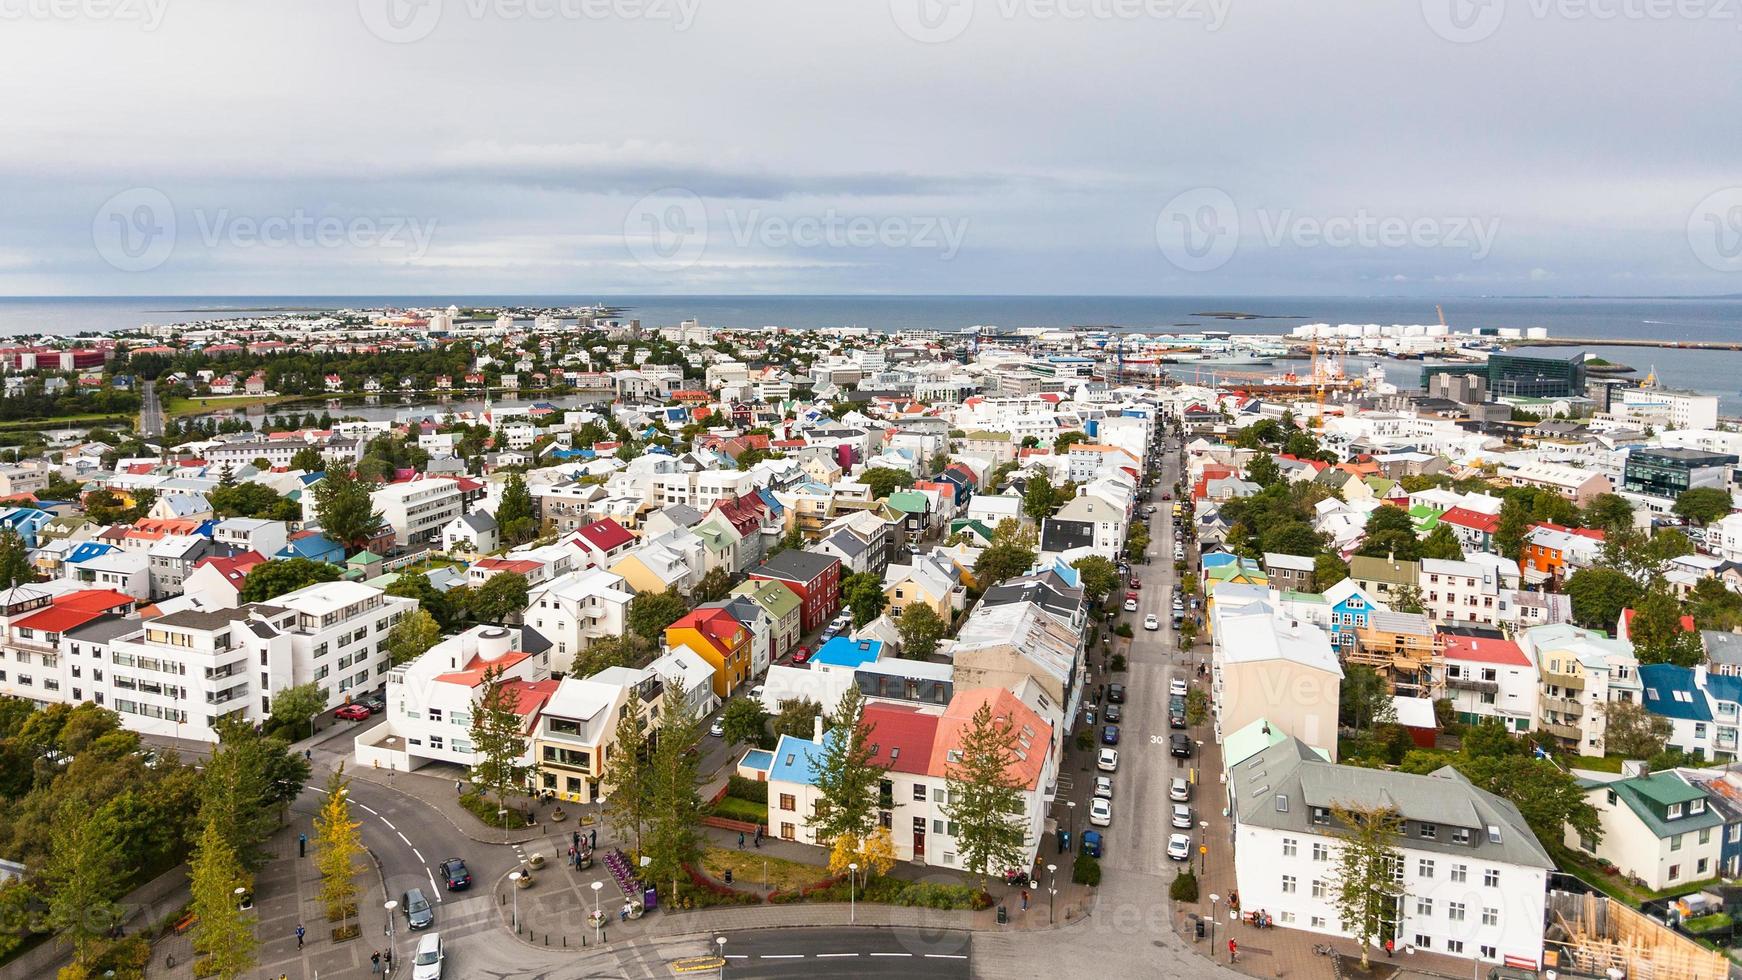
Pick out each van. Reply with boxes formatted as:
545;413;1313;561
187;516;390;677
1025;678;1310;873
412;933;443;980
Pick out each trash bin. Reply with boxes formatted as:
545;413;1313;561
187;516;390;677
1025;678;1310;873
996;905;1008;925
1195;918;1206;939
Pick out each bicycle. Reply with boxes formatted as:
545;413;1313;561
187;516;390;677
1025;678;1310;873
1312;944;1335;957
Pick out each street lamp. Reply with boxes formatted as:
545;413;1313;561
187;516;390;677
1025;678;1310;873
1208;894;1219;953
848;863;858;924
383;899;398;974
716;936;727;979
1045;863;1057;924
508;872;522;933
591;880;604;946
1066;800;1076;840
1199;820;1209;874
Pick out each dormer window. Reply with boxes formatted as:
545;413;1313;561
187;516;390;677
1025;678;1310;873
1669;803;1685;819
1418;823;1437;840
1692;799;1707;814
1311;807;1330;825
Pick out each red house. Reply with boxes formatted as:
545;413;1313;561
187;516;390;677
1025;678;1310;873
750;550;841;633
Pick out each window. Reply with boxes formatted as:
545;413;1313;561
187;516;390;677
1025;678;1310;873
1281;875;1296;894
1669;803;1685;819
1312;880;1325;898
1451;864;1467;883
1311;916;1326;929
1448;902;1466;921
1701;828;1712;845
1671;834;1683;852
1417;897;1433;916
1452;827;1470;844
1282;838;1297;857
1483;868;1499;887
1480;945;1497;960
1414;935;1431;950
780;822;795;841
1698;857;1710;875
1669;864;1681;881
779;794;796;812
1312;842;1329;862
1418;858;1435;878
913;783;927;801
1482;907;1498;926
1418;823;1436;840
1446;940;1465;955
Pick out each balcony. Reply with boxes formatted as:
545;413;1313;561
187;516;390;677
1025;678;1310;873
1542;720;1582;741
1543;695;1585;718
1544;671;1585;692
1445;675;1500;695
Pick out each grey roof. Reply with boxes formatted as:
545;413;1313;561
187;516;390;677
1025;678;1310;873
1703;630;1742;666
659;503;705;527
460;512;498;533
756;549;839;582
1232;736;1554;870
63;616;143;645
822;529;867;558
1263;552;1315;572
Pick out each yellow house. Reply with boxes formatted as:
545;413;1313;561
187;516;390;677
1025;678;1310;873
664;607;753;698
883;558;960;620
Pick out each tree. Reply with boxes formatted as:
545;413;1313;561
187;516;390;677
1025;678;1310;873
1495;496;1530;562
1564;567;1642;631
842;572;888;627
1630;585;1702;666
627;589;690;641
896;602;948;659
569;633;653;678
468;571;530;624
1245;451;1281;489
974;530;1036;586
189;817;257;980
199;719;310;871
240;557;341;603
469;665;530;823
1674;486;1733;526
1070;555;1119;606
1313;553;1349;591
1584;492;1635;533
771;698;824;741
496;473;536;545
601;687;652;856
808;685;881;854
0;529;34;589
288;446;325;472
694;567;733;603
1260;521;1323;558
1339;665;1395;731
43;801;127;967
1417;523;1464;561
1328;803;1405;969
720;697;770;748
83;488;123;525
209;481;294;520
1022;473;1056;524
1602;700;1672;759
943;701;1028;884
1390;584;1425;614
313;768;363;932
1357;505;1420;560
312;469;382;549
386;573;460;632
644;679;704;900
386;609;441;667
1053;430;1090;454
859;467;914;500
268;681;328;740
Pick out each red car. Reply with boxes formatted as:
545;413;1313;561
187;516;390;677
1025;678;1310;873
1128;577;1141;589
792;646;811;665
334;703;372;721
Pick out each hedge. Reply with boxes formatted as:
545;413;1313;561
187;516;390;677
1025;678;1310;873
710;796;768;825
1169;869;1198;902
1073;856;1101;887
769;875;991;910
726;774;769;803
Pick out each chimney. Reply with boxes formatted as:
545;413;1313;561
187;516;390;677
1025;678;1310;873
813;714;825;743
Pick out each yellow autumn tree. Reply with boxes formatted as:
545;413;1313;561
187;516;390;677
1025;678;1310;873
857;826;897;878
827;835;858;876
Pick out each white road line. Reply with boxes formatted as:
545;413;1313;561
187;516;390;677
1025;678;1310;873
924;953;968;959
358;804;379;816
379;817;395;830
759;954;804;959
723;954;749;960
413;848;424;863
396;831;412;847
427;869;441;899
815;952;859;958
869;952;912;957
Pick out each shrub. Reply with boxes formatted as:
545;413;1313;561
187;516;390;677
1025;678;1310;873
1169;870;1199;902
1110;654;1127;673
726;774;768;803
1113;623;1133;638
1075;730;1093;752
1073;856;1101;887
710;796;768;825
679;864;763;907
458;791;530;828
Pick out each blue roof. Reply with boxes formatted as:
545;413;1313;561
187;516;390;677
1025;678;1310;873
757;488;784;515
768;733;830;786
277;535;343;563
1201;552;1240;568
740;749;774;772
813;637;883;669
1706;672;1742;707
1640;663;1713;722
1050;558;1081;588
66;542;115;564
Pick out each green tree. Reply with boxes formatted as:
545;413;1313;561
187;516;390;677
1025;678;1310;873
239;557;341;603
189;817;256;980
807;685;881;852
1022;473;1056;523
43;801;128;967
942;701;1028;885
1674;486;1733;526
1053;430;1090;453
600;687;651;855
1069;555;1119;606
859;467;914;499
311;469;382;549
694;566;733;603
267;681;328;740
842;571;888;627
1602;700;1672;758
1328;803;1405;969
1417;522;1464;561
1630;585;1702;665
720;697;770;748
468;665;530;822
771;697;824;741
1260;521;1323;558
198;720;310;871
468;571;530;624
896;602;948;659
627;588;690;641
313;767;362;931
1564;567;1642;631
1583;492;1634;533
644;679;705;900
1390;584;1425;614
496;473;536;545
1339;665;1395;731
1495;496;1530;562
288;446;325;472
1245;451;1281;488
0;529;35;589
385;573;460;632
974;523;1036;586
1357;505;1421;560
209;482;292;520
1313;553;1349;591
385;608;441;667
569;633;653;678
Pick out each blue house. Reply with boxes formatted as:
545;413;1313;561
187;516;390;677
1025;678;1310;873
275;534;345;565
0;508;53;548
1321;578;1383;651
813;637;884;671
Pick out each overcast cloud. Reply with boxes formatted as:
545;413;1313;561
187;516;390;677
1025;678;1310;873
1;0;1736;296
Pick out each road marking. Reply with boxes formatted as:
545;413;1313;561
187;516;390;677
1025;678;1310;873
379;817;395;830
723;954;749;959
759;954;804;959
427;869;441;899
815;953;859;958
924;953;968;959
396;831;412;847
358;804;378;816
413;848;424;863
869;952;912;957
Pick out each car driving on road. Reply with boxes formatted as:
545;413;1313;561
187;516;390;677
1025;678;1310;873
402;888;434;930
412;933;444;980
439;859;471;891
1144;613;1159;631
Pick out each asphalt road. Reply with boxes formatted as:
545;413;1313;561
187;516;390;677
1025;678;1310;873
139;378;163;437
717;927;972;979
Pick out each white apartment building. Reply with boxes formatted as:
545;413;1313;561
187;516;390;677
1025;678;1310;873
1440;635;1539;733
1231;737;1552;968
1614;388;1720;431
373;479;462;548
1418;558;1508;627
211;518;290;559
1520;623;1640;757
273;580;418;702
524;568;635;667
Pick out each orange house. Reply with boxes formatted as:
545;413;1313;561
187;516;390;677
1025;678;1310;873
665;607;752;698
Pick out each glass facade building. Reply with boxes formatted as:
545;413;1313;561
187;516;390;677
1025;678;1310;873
1421;352;1587;398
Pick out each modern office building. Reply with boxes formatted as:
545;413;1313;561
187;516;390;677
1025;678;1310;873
1421;352;1586;399
1622;447;1737;500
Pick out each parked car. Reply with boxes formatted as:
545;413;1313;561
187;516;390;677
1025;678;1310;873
360;694;386;713
792;647;811;665
1169;710;1186;730
1107;683;1126;704
1081;829;1104;858
1171;804;1192;829
1101;725;1120;746
1123;598;1138;612
438;859;471;891
1089;798;1112;827
412;933;444;980
1169;777;1191;802
1167;834;1191;861
401;888;434;930
1097;748;1119;772
1144;614;1159;631
709;720;725;737
1170;734;1192;758
1170;677;1188;697
1094;776;1114;799
334;704;371;721
1103;704;1121;724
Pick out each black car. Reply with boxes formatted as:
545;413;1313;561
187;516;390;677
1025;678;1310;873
1103;704;1122;724
401;888;434;930
1170;733;1192;758
1102;725;1120;746
1170;710;1187;730
439;858;472;891
1106;683;1126;705
361;694;386;714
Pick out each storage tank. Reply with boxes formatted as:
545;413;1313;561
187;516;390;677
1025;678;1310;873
1526;327;1549;340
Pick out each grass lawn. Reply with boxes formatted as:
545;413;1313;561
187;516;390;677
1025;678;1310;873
163;393;301;418
699;845;830;892
1557;848;1722;905
1562;754;1627;774
0;413;131;433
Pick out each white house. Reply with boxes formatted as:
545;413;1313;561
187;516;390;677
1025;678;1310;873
1440;634;1538;734
1569;769;1724;891
524;568;635;669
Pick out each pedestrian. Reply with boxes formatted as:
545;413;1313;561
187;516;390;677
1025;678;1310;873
384;948;393;972
295;923;305;949
1020;889;1029;911
1228;939;1237;962
304;748;312;760
371;950;381;973
572;830;580;849
738;831;745;849
590;828;597;850
1385;938;1394;958
455;779;463;794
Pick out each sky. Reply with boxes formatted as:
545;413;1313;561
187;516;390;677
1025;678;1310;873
2;0;1739;297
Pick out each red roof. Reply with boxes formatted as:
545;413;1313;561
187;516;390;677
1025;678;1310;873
861;702;940;775
929;689;1051;790
667;607;744;656
575;518;635;553
1622;607;1697;635
437;649;536;687
474;557;542;576
1439;507;1500;533
1441;635;1531;668
15;590;134;634
193;550;267;587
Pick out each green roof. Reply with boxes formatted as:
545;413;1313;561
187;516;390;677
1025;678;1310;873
1280;590;1326;604
1630;772;1706;807
885;491;930;513
1610;773;1722;839
348;550;382;565
732;579;802;618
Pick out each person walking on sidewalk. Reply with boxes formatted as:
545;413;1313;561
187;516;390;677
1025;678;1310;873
738;831;745;849
1020;889;1029;911
1385;938;1394;958
384;948;393;973
455;779;463;795
295;923;305;949
371;950;381;973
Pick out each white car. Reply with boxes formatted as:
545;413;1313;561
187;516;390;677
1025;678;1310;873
1089;798;1112;827
1169;678;1188;697
709;720;725;737
412;933;443;980
1166;833;1192;861
1169;777;1190;802
1123;598;1138;612
1171;804;1192;829
1094;776;1114;799
1144;614;1159;631
1097;747;1119;772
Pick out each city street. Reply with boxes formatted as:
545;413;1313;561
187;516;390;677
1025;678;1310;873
715;927;972;979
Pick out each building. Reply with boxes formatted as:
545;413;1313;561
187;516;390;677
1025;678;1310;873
1422;351;1586;398
1623;448;1737;502
1520;623;1639;756
524;568;635;668
749;551;841;634
1570;770;1723;892
729;578;803;661
665;606;754;698
1440;634;1538;733
373;479;462;549
1211;598;1342;761
1231;736;1553;967
531;667;664;804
